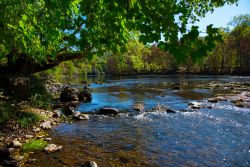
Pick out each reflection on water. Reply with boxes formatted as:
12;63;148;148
28;75;250;166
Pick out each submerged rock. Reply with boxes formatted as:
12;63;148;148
45;144;62;153
99;107;119;115
63;106;75;115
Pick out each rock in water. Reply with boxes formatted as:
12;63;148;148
78;90;92;102
188;102;202;109
73;111;81;118
83;161;98;167
60;87;79;102
45;144;62;153
133;103;144;111
99;107;119;116
40;121;52;130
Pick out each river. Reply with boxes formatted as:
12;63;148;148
28;75;250;167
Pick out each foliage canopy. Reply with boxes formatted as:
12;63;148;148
0;0;239;74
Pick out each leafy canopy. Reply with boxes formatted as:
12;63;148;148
0;0;238;64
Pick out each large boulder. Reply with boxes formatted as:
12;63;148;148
60;87;79;102
78;90;92;102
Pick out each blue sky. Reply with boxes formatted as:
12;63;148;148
196;0;250;32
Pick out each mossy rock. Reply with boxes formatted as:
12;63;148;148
23;139;48;151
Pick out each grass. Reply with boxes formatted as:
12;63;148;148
0;101;42;129
17;111;41;128
23;139;48;151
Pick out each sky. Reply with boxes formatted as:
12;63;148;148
196;0;250;32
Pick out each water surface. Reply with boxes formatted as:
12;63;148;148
28;75;250;166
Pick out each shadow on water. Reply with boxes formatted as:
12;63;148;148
27;75;250;166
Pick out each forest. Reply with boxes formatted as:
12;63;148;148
48;14;250;76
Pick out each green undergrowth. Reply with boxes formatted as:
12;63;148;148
0;101;42;128
29;74;52;110
17;111;41;128
23;139;48;151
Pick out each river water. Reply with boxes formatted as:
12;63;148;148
29;75;250;167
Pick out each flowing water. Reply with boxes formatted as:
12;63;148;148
28;75;250;167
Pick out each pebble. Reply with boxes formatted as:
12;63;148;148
25;135;34;139
45;138;52;141
33;127;41;132
10;140;22;148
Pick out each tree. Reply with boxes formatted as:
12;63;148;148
227;14;250;73
0;0;238;76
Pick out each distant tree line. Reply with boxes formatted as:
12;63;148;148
45;14;250;76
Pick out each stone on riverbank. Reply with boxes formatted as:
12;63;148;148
10;140;22;148
40;121;52;130
44;144;62;153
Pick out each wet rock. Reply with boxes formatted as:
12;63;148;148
73;111;81;118
78;90;92;102
172;86;180;90
79;114;89;120
235;101;245;108
63;106;75;115
133;103;144;111
52;110;61;118
44;144;62;153
208;98;219;103
82;161;98;167
166;108;176;113
10;140;22;148
99;107;119;115
188;102;202;109
40;121;52;130
60;87;79;102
